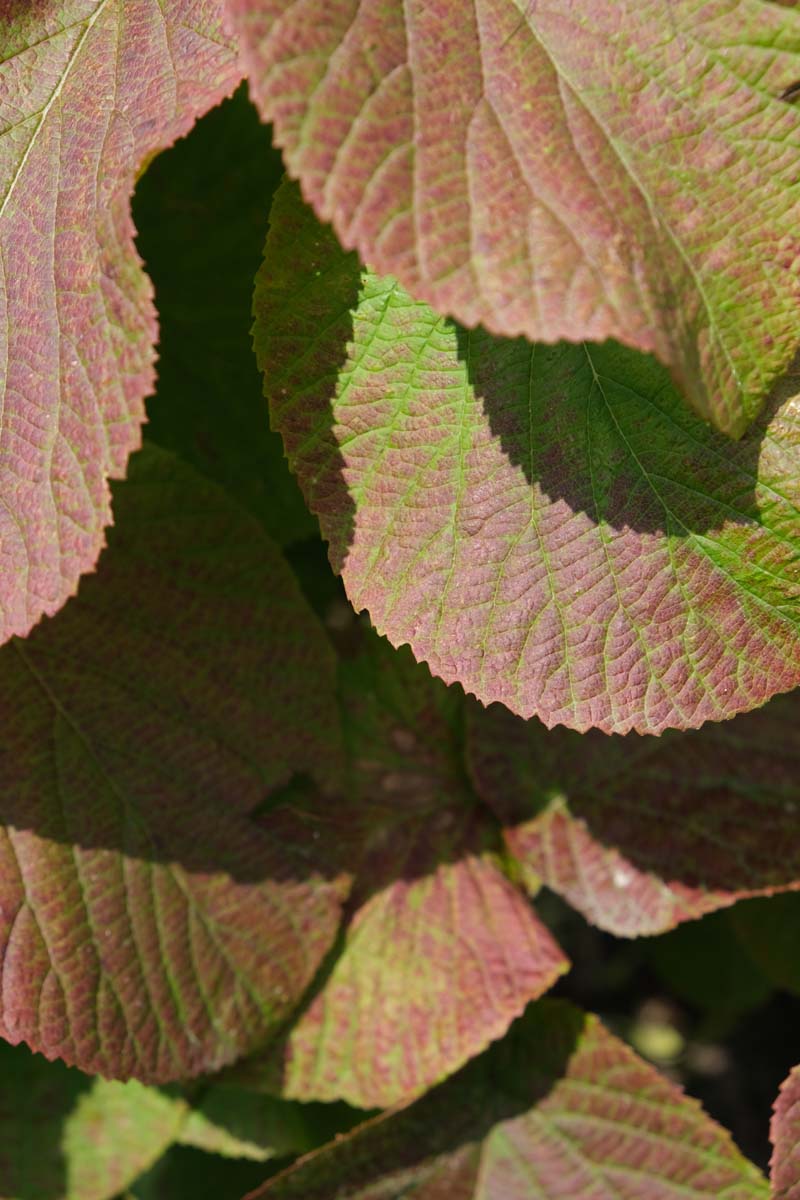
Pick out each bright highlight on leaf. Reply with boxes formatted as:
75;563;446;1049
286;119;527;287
256;181;800;736
253;1000;769;1200
230;0;800;436
466;690;800;936
0;446;348;1083
0;1;240;646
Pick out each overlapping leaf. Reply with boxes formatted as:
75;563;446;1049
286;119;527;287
466;690;800;936
0;445;348;1083
772;1065;800;1199
256;182;800;735
0;1039;183;1200
230;633;567;1110
253;999;768;1199
176;1086;314;1162
230;0;800;435
0;1;241;644
133;85;317;548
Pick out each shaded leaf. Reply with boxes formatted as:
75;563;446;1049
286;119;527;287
646;911;772;1020
230;0;800;435
0;1039;182;1200
772;1064;800;1199
466;690;800;936
254;999;768;1199
256;181;800;735
0;445;347;1082
133;86;317;547
0;1;241;642
232;633;567;1109
729;893;800;996
177;1087;311;1162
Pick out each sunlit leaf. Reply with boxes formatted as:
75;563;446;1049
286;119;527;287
466;690;800;935
0;446;346;1082
254;1000;768;1199
0;2;241;643
256;182;800;734
772;1063;800;1199
230;634;567;1109
231;0;800;434
0;1039;183;1200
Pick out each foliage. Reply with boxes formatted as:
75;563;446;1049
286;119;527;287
1;2;800;1198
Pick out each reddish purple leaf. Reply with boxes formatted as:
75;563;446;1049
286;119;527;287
232;634;567;1109
0;445;348;1082
466;691;800;936
256;182;800;735
0;2;241;643
252;1000;768;1199
229;0;800;436
772;1065;800;1199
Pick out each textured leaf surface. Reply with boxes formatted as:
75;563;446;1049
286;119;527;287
257;182;800;734
234;634;567;1109
0;446;347;1082
466;690;800;936
0;2;240;643
772;1065;800;1199
0;1039;182;1200
254;1000;768;1199
230;0;800;435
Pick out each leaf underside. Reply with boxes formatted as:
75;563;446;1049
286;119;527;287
256;181;800;735
254;1000;769;1200
230;0;800;435
0;1;241;645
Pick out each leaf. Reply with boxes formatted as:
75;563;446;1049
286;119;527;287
253;999;769;1200
229;0;800;436
133;85;317;548
177;1087;311;1162
772;1064;800;1199
256;181;800;735
729;893;800;995
466;690;800;936
0;1038;183;1200
646;911;772;1019
0;2;240;645
231;633;567;1109
0;445;348;1083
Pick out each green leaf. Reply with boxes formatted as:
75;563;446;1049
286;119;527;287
256;181;800;735
0;2;240;644
133;87;316;547
0;1039;183;1200
646;911;772;1020
466;690;800;935
176;1087;310;1162
0;445;347;1082
230;0;800;435
253;1000;769;1199
729;893;800;996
